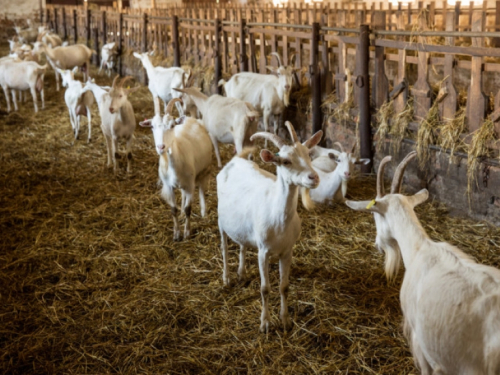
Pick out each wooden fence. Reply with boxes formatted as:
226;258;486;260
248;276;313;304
44;3;500;168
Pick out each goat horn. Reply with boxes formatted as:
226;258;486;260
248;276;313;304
112;75;120;88
351;142;357;154
377;155;392;198
333;142;345;153
270;52;283;67
250;132;285;149
390;151;417;194
166;98;182;115
120;76;134;88
285;121;299;143
289;52;297;67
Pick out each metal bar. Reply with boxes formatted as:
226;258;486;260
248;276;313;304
374;29;500;37
321;26;361;33
358;24;372;174
247;22;312;29
179;17;214;23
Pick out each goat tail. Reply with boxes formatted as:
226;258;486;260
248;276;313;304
237;147;255;161
301;188;316;211
217;79;226;87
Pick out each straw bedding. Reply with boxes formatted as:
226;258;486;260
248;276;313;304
1;48;500;374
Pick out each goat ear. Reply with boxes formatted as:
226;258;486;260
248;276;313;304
354;158;370;165
126;86;141;95
345;200;386;215
328;152;338;160
265;65;277;73
407;189;429;208
139;119;152;127
260;149;281;164
303;130;323;149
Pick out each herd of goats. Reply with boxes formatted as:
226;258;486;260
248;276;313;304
2;19;500;374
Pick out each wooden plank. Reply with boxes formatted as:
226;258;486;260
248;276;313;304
230;9;238;74
372;11;389;109
373;39;500;58
466;11;488;133
412;10;431;121
270;9;278;69
440;11;458;120
335;10;347;103
394;11;408;114
259;10;266;74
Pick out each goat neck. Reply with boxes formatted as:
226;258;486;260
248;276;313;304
177;88;209;116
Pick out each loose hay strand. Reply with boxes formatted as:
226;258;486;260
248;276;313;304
390;97;414;155
439;107;467;165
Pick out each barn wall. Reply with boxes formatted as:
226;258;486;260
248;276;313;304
0;0;42;18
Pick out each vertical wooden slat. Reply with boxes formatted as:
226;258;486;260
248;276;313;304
467;11;487;132
336;10;347;103
440;12;458;120
259;10;266;74
394;11;408;114
372;11;389;109
412;12;432;121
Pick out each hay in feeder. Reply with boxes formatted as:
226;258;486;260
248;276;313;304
466;118;497;199
375;100;394;154
390;97;414;155
439;108;467;165
417;100;440;170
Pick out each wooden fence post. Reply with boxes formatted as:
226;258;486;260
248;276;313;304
119;12;123;76
239;18;248;72
372;11;389;109
311;22;322;135
62;8;67;41
172;15;180;67
142;12;148;52
493;1;500;48
214;18;222;95
86;9;91;48
93;27;99;66
102;11;107;45
440;12;457;120
73;9;78;44
358;24;372;173
54;8;58;35
467;11;487;133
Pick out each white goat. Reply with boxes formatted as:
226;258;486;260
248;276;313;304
33;42;94;91
59;68;94;143
133;51;186;116
99;42;118;76
217;123;322;332
219;52;296;135
304;142;370;205
346;151;500;374
0;60;47;113
174;87;260;168
140;98;213;241
37;30;63;48
82;76;137;173
14;26;38;44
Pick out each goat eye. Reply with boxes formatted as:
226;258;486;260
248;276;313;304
336;159;341;163
283;160;291;165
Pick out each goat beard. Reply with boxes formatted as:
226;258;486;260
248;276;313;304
283;91;290;107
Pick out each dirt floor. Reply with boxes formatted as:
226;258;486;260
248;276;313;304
1;44;500;374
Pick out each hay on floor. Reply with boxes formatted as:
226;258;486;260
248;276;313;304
0;44;499;375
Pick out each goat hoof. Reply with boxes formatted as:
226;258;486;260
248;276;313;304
87;138;91;144
259;321;270;334
173;232;182;242
282;316;292;332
